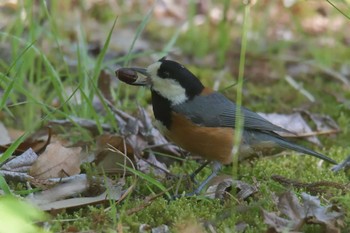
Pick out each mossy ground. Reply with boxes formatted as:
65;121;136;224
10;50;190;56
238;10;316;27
1;1;350;232
47;147;349;232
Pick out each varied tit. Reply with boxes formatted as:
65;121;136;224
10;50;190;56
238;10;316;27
116;57;337;195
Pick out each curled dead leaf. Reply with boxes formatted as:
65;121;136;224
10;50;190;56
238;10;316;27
0;127;52;155
205;175;258;200
94;134;135;174
1;148;38;172
29;142;82;179
263;191;343;232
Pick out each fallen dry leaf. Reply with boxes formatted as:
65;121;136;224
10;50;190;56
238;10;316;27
0;170;33;182
27;175;123;211
258;112;338;146
29;142;82;179
0;127;52;155
205;175;258;200
263;210;293;233
263;191;343;232
137;152;169;178
94;133;135;174
27;175;89;206
1;148;38;172
98;69;114;104
91;105;180;174
0;148;38;182
258;112;312;135
301;110;340;133
50;106;180;165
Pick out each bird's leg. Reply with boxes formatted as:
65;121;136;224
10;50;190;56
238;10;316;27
171;161;222;199
189;160;211;184
192;161;222;195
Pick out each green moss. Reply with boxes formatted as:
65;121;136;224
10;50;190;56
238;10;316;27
50;206;116;232
121;197;223;231
1;1;349;232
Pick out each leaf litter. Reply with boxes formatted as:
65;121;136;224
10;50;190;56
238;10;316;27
0;69;182;212
0;127;52;155
258;111;339;146
0;67;343;216
27;175;124;211
0;1;349;232
29;142;82;179
205;175;258;201
263;191;343;233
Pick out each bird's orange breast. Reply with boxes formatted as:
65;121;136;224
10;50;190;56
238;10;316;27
162;112;234;164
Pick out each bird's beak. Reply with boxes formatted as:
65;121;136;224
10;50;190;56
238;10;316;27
116;67;151;86
128;67;151;86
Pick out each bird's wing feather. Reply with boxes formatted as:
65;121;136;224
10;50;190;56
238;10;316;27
173;92;289;133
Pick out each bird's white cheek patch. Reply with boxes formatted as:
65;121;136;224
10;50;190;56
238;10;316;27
146;60;187;105
152;77;188;105
147;62;162;77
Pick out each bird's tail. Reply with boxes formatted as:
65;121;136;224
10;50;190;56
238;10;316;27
273;137;337;165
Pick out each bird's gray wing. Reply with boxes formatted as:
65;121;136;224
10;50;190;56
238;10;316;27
172;92;289;133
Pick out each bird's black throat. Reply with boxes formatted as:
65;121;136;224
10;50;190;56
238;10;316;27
151;90;172;129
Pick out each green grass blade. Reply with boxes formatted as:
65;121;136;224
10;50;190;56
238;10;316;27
123;7;154;66
78;86;103;134
327;0;350;21
123;165;171;198
0;175;12;195
0;133;27;164
92;17;118;84
232;4;250;178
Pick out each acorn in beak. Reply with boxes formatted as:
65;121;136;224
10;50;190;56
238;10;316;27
115;67;151;86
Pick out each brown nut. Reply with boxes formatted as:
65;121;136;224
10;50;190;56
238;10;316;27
115;68;138;84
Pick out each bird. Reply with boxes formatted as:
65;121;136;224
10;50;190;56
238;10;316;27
116;57;337;195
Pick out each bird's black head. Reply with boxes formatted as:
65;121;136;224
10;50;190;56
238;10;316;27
157;57;204;95
135;57;204;105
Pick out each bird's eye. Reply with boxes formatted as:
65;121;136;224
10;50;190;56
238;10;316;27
161;71;170;78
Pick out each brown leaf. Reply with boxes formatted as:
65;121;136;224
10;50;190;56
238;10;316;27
0;127;52;155
301;193;342;224
301;110;340;133
98;70;114;104
263;191;343;232
94;133;135;174
205;175;258;200
278;191;305;221
29;142;82;179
